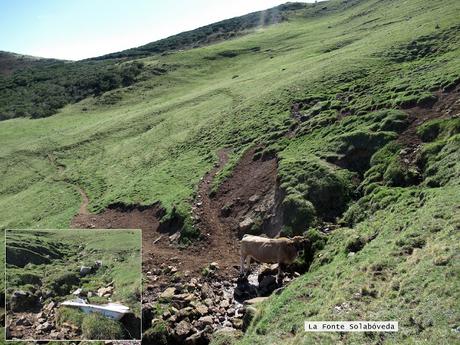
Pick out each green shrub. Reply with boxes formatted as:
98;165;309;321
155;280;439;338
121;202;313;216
81;313;124;340
282;194;316;235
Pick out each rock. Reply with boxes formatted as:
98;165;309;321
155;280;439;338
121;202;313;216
160;287;176;300
232;318;243;329
199;315;214;325
220;299;230;308
175;320;193;339
72;288;83;296
200;283;215;300
36;321;53;332
79;266;92;276
213;327;242;338
258;275;277;295
15;316;32;326
177;306;194;319
203;298;213;307
10;290;39;312
44;300;57;313
239;217;254;232
195;304;209;316
185;329;208;345
97;286;113;297
249;195;260;203
209;262;219;270
50;330;61;338
244;297;268;305
223;320;233;328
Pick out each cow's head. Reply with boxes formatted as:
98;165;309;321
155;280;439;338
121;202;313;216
291;236;309;251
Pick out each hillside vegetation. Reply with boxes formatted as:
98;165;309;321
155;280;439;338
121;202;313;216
0;0;459;344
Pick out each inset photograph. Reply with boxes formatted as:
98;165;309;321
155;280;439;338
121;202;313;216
5;228;141;341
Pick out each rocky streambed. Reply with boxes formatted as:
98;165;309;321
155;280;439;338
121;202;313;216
142;262;300;344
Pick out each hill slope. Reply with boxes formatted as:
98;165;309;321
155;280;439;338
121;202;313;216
0;0;459;344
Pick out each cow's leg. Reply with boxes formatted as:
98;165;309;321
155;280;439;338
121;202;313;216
245;256;251;276
240;255;246;276
276;263;284;284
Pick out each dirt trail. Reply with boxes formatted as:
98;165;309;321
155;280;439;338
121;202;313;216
143;148;241;283
77;187;90;215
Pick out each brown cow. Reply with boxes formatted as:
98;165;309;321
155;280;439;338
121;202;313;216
240;234;306;282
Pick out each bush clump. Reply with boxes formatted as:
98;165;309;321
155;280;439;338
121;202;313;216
282;194;316;235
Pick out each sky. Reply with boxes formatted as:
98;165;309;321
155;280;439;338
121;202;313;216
0;0;317;61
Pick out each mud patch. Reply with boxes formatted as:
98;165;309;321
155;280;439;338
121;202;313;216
398;87;460;167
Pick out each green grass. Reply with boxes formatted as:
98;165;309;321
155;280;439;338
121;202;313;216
0;0;459;344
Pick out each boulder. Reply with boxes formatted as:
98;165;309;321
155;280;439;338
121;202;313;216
209;262;219;270
97;286;113;297
244;297;269;305
36;321;53;332
79;266;92;276
10;290;39;312
160;287;176;300
258;275;277;296
174;320;193;339
239;217;254;232
195;304;209;316
198;315;214;325
185;329;208;345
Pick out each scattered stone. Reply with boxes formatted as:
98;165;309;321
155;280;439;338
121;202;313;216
36;321;53;332
15;316;32;326
239;217;254;232
209;262;219;270
195;304;209;316
220;299;230;308
72;288;83;296
160;287;176;300
198;316;213;325
97;286;113;297
244;297;269;305
175;320;193;339
79;266;92;276
249;195;260;203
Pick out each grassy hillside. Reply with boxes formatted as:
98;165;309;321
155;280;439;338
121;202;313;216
0;0;459;343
